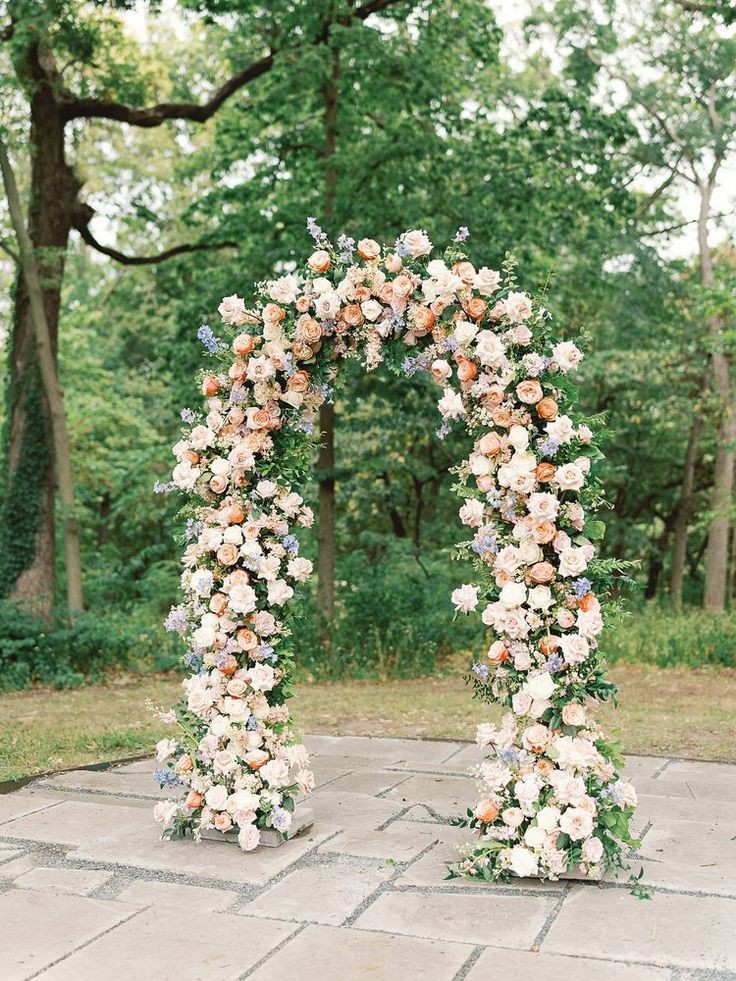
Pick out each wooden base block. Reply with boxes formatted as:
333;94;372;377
200;807;315;849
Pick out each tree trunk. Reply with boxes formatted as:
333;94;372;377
0;57;80;614
670;406;704;606
316;40;340;643
699;180;735;611
0;134;84;611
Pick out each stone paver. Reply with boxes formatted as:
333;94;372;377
0;889;138;980
247;923;474;981
242;862;393;925
40;907;296;980
115;878;240;912
465;948;670;980
14;866;112;896
354;891;556;947
0;739;733;979
544;885;736;970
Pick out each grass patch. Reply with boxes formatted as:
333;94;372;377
0;663;734;783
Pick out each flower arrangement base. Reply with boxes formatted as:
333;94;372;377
200;807;314;849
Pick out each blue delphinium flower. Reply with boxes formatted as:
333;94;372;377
539;437;560;458
153;768;180;789
183;650;202;670
306;216;325;241
180;407;196;424
282;534;299;555
164;607;189;634
197;324;219;353
271;807;292;833
472;662;490;681
337;234;355;262
573;577;592;598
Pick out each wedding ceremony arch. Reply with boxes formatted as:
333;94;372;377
154;223;639;883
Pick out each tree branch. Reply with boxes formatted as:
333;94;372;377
58;0;406;128
75;220;238;266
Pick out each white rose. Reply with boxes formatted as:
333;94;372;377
249;663;276;692
401;229;433;257
451;583;479;613
503;291;533;323
260;758;290;788
237;824;261;851
474;331;506;368
545;415;575;445
313;291;341;319
218;294;247;325
361;299;383;322
153;801;179;828
523;673;556;701
267;579;294;606
454;320;479;345
554;464;585;492
508;425;529;451
523;825;547;849
287;556;313;581
558;633;590;665
438;388;465;420
172;461;199;490
473;267;501;297
559;807;594;841
431;359;452;382
558;546;589;578
527;492;559;520
552;341;583;372
536;805;561;831
246;356;276;383
269;274;300;305
205;784;229;811
459;498;485;527
509;846;538;877
227;790;260;814
155;738;177;762
229;584;257;614
527;585;553;611
500;581;527;609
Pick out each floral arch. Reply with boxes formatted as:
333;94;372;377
154;223;639;882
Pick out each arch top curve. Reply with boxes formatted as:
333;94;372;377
156;223;639;883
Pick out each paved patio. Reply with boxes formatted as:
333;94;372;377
1;735;734;980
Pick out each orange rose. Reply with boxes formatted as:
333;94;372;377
218;653;239;675
516;379;544;404
228;362;247;382
473;798;499;823
354;285;372;302
465;297;488;320
202;375;219;396
535;462;556;483
245;749;270;770
185;790;203;809
529;561;555;583
536;396;558;421
457;358;478;383
342;303;364;327
251;408;272;429
216;543;239;566
308;249;331;273
182;450;200;466
232;333;256;356
488;640;509;664
483;386;505;408
292;340;315;361
357;237;381;260
578;593;599;612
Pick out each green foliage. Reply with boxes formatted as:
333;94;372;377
604;603;736;668
0;601;178;691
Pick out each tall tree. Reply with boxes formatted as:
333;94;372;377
0;0;407;612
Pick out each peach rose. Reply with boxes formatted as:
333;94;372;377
488;640;509;664
228;362;247;383
209;593;228;616
223;504;245;524
529;561;555;583
478;432;503;455
523;723;552;753
262;303;285;325
465;296;488;321
182;450;200;466
202;375;219;396
562;702;587;727
492;407;514;428
357;237;381;260
250;408;272;429
392;274;414;298
385;253;403;273
536;396;558;421
292;341;314;361
244;749;270;769
354;285;372;302
300;318;323;345
218;654;239;675
342;303;364;327
473;798;499;823
287;370;310;393
412;305;435;335
209;475;228;494
539;635;559;655
216;543;239;566
308;249;331;273
232;333;256;356
532;520;556;545
236;628;258;650
214;812;233;832
227;677;248;697
176;754;193;773
516;379;544;404
295;295;310;313
476;474;494;492
453;260;476;283
578;593;599;612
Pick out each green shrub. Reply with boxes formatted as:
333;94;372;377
604;604;736;669
0;601;179;692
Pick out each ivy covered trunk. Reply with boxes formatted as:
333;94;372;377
0;53;79;613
